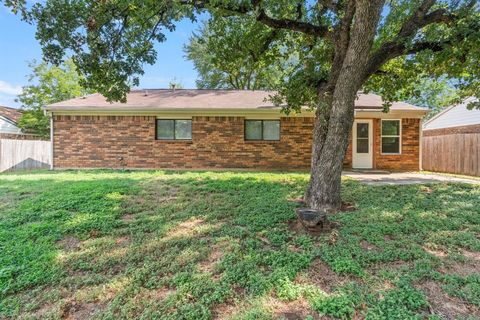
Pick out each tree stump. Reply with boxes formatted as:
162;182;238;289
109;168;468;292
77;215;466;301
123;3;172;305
296;208;327;230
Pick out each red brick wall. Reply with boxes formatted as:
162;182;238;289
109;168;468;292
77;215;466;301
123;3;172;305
53;115;314;170
52;115;420;171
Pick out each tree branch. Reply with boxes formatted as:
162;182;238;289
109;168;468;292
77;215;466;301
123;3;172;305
323;0;355;93
254;9;328;37
180;0;329;37
363;0;460;80
395;0;437;39
248;29;279;61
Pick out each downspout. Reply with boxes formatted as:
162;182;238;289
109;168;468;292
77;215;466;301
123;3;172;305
45;107;54;170
419;118;423;171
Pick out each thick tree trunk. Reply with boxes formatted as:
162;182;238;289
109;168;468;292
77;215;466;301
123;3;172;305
305;91;356;212
304;0;385;212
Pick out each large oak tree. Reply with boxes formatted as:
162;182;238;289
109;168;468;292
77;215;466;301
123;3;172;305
5;0;479;212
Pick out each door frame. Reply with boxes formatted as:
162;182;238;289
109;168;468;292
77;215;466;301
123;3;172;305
352;119;373;169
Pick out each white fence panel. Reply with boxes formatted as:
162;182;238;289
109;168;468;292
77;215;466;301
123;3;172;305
0;139;51;172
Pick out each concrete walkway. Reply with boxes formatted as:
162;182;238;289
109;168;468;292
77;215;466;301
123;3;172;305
343;171;480;185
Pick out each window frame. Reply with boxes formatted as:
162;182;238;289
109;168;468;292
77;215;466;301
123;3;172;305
155;119;192;141
355;122;370;154
244;119;281;141
381;119;402;155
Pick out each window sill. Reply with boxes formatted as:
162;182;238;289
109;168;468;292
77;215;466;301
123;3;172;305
155;139;193;143
244;140;281;143
381;153;401;155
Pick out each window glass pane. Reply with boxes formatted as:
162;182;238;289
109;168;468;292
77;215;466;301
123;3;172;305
175;120;192;140
157;120;174;140
356;139;369;153
245;120;262;140
263;121;280;140
357;123;369;138
382;120;400;136
382;137;400;153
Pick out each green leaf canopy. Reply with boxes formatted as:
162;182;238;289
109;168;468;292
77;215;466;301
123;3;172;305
5;0;479;111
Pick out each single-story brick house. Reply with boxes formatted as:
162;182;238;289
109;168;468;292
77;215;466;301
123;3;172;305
45;89;427;171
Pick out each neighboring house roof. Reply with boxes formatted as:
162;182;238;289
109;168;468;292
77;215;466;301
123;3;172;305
423;97;480;131
46;89;426;113
0;106;22;123
0;106;23;134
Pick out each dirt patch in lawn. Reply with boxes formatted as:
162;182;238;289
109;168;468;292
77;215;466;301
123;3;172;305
89;229;101;238
269;297;319;320
383;234;395;241
58;236;81;251
212;296;319;320
33;303;57;318
211;299;241;320
462;249;480;262
298;259;347;293
360;240;378;251
198;240;230;274
115;236;131;246
123;287;176;317
62;300;104;320
420;186;433;194
423;246;448;258
417;280;480;319
133;287;175;303
368;260;412;276
164;218;206;241
435;249;480;277
121;214;135;222
154;287;175;300
439;259;479;277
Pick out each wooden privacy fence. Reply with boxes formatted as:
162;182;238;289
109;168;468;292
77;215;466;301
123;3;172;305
422;133;480;176
0;139;51;172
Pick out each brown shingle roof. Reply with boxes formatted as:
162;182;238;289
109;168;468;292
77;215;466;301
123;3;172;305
46;89;426;112
0;106;22;123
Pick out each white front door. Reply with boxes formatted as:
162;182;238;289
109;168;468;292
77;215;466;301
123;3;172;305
352;120;373;169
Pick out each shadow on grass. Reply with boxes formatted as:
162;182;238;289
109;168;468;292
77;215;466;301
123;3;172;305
1;171;479;319
0;170;315;319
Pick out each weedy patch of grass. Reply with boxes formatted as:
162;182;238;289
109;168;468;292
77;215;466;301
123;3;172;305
0;170;479;319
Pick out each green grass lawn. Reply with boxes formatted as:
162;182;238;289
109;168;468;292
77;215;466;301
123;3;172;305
0;170;479;319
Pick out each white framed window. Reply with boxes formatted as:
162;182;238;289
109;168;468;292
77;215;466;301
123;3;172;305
381;119;401;154
156;119;192;140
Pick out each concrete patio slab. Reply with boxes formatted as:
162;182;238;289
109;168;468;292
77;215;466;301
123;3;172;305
343;171;480;185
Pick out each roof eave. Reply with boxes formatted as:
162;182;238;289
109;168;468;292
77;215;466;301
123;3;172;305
45;107;427;119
